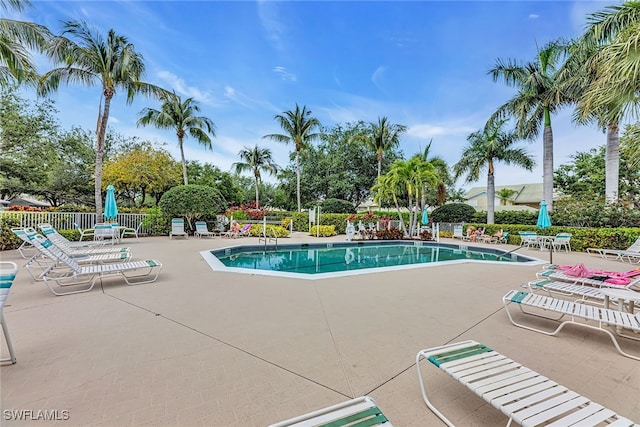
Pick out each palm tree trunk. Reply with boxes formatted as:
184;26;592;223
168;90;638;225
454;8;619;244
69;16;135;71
377;152;382;178
487;161;495;224
542;123;554;211
179;136;188;185
94;92;113;221
605;122;620;203
296;150;301;212
254;176;260;208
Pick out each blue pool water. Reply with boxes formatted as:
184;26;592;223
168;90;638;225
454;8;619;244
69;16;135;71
201;241;542;279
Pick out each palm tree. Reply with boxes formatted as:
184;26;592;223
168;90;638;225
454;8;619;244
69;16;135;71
0;0;51;87
353;116;407;179
38;20;168;219
489;40;569;211
232;145;278;208
263;103;320;212
496;188;517;205
571;3;640;202
372;157;437;237
416;139;451;208
138;92;215;185
453;120;535;224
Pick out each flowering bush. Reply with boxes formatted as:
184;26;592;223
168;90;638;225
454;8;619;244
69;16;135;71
375;227;404;240
7;205;43;212
419;230;433;240
310;225;336;237
225;201;268;221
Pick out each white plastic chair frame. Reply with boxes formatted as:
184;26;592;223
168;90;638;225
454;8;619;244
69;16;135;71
0;261;18;364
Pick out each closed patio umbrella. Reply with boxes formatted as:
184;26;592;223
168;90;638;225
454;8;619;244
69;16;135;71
536;200;551;230
104;185;118;222
537;200;553;262
421;206;429;225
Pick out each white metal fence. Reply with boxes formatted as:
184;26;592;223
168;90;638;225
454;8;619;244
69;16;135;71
0;211;149;234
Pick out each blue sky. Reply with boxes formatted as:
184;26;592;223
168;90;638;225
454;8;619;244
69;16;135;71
15;0;614;190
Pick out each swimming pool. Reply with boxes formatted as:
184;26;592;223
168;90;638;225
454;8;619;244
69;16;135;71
200;240;544;280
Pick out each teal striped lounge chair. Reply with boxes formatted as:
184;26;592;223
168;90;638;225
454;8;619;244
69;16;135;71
26;233;162;296
1;261;18;364
417;340;638;426
503;290;640;361
268;396;391;427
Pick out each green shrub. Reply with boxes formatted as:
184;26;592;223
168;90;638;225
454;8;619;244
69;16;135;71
309;225;336;237
159;185;226;230
431;203;476;223
471;210;538;225
53;204;94;213
0;216;21;250
141;206;171;236
319;198;356;214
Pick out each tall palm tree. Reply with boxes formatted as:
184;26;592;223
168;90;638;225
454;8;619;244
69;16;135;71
416;139;451;208
38;20;167;218
232;145;278;208
453;120;535;224
138;92;215;185
0;0;51;87
263;103;320;212
571;3;640;202
353;116;407;179
489;40;569;211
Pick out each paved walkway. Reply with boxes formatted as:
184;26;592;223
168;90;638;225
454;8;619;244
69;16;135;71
1;234;639;426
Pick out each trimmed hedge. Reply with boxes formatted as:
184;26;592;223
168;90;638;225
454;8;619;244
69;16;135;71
463;223;640;251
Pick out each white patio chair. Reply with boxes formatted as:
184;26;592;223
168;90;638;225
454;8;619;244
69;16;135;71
169;218;188;239
120;223;141;241
552;232;572;252
74;223;94;241
194;221;216;238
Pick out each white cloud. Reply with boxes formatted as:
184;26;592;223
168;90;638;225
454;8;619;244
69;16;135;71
371;66;387;92
528;14;539;19
156;70;217;105
257;1;285;51
272;66;297;82
408;123;474;138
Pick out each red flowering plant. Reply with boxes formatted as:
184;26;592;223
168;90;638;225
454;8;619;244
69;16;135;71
7;206;43;212
225;201;268;221
347;214;357;222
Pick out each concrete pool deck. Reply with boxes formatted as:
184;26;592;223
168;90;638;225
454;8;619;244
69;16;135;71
1;233;639;426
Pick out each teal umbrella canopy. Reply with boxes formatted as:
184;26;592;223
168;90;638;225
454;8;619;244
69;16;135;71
104;185;118;221
536;200;551;230
421;206;429;225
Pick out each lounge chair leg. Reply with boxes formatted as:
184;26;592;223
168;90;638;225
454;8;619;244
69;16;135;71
1;312;16;364
415;353;455;427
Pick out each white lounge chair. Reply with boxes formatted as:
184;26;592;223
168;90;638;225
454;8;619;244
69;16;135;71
537;267;640;289
268;396;391;427
503;290;640;361
169;218;188;239
26;233;162;296
518;231;539;248
587;236;640;262
38;224;131;256
416;340;637;426
40;223;107;248
452;225;464;240
0;261;18;364
194;221;216;238
13;228;132;282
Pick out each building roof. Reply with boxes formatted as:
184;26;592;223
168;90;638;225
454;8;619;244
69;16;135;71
464;183;561;204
